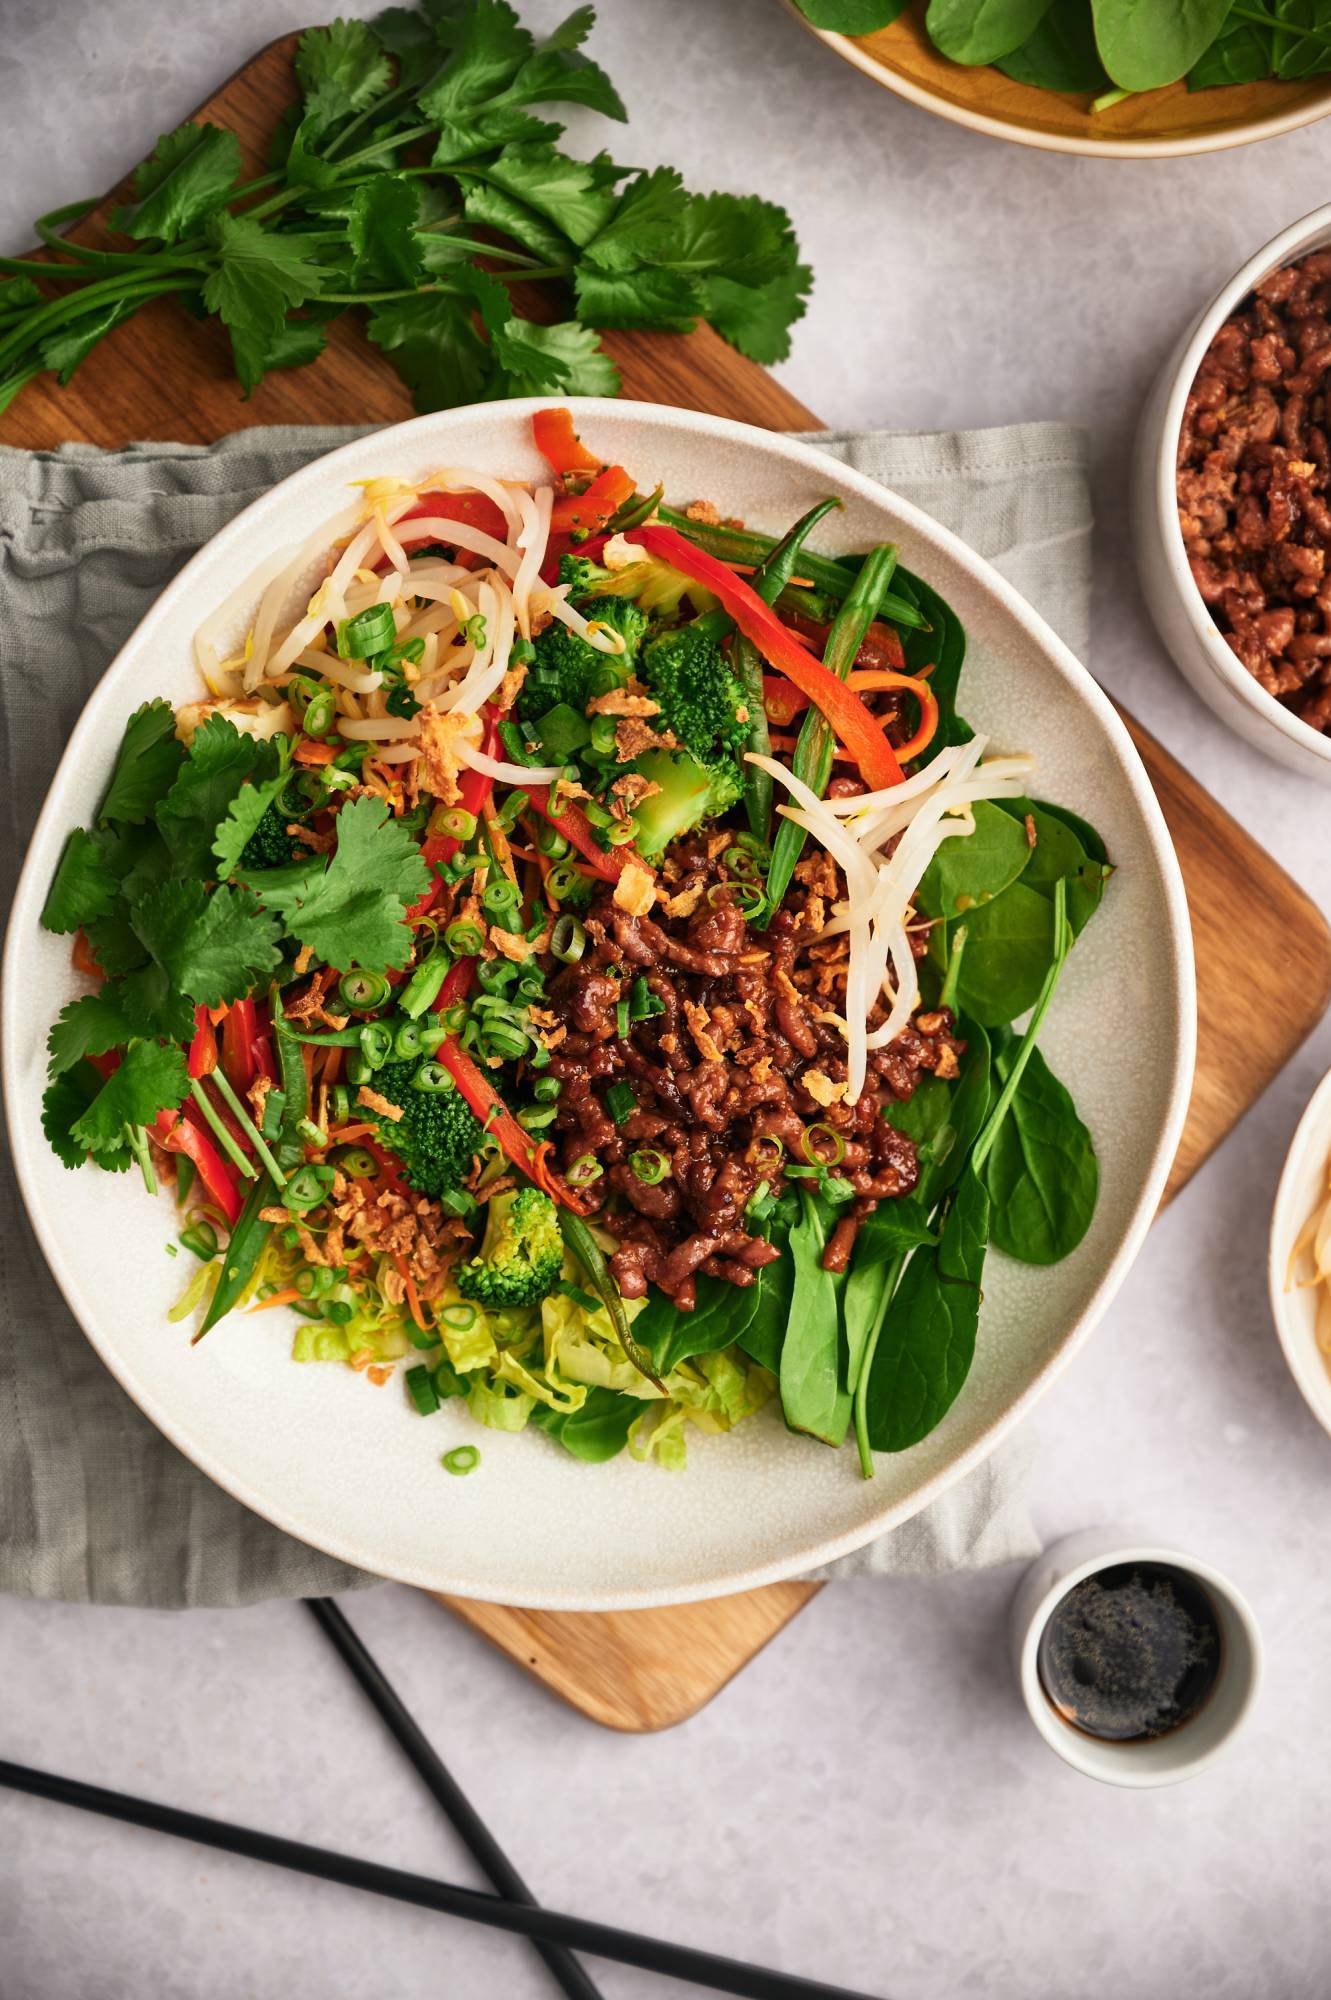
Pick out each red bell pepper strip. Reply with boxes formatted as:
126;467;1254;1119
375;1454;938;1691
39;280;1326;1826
438;958;476;1009
550;465;636;540
524;786;632;884
187;1006;218;1080
151;1109;244;1227
437;1036;563;1203
222;999;259;1095
628;525;906;791
533;407;603;476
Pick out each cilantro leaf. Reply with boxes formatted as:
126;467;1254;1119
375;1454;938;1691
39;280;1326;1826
349;175;425;289
456;176;571;264
83;906;149;978
43;1061;131;1172
127;123;242;243
213;769;293;882
40;299;138;385
283;115;345;193
659;192;804;287
482;144;620;246
41;828;119;934
99;701;184;826
46;992;133;1078
131;879;282;1007
367;291;491;412
581;168;688;273
0;277;42;314
573;263;701;333
261;318;331;373
106;964;197;1045
296;19;394;125
70;1041;190;1160
244;794;429;972
498;28;626;121
157;715;270;878
699;264;812;365
491;317;619;397
202;214;326;394
418;0;536;126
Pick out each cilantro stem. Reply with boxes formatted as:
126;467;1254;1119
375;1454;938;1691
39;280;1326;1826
188;1079;259;1181
124;1121;158;1197
0;274;198;375
208;1066;289;1189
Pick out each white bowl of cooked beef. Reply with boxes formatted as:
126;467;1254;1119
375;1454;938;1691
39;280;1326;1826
1134;204;1331;782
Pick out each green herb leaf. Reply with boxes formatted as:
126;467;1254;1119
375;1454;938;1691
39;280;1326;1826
979;1031;1098;1264
572;262;701;332
83;906;150;978
41;829;119;934
531;1383;640;1462
490;314;620;396
995;797;1111;936
1187;19;1273;87
997;0;1110;89
736;1247;796;1374
46;991;134;1077
349;174;425;289
367;289;493;411
131;878;282;1007
43;1060;132;1172
127;122;242;242
295;18;395;123
99;701;184;826
635;1270;762;1376
156;715;271;879
201;213;326;394
244;793;429;972
482;142;620;245
697;267;812;366
105;964;197;1045
581;167;689;272
456;175;572;263
70;1039;191;1158
213;770;293;882
40;299;139;385
950;878;1058;1026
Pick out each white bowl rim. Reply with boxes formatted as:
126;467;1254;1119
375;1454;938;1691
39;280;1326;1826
2;396;1197;1606
1152;200;1331;770
1269;1060;1331;1438
1014;1536;1264;1786
785;6;1331;160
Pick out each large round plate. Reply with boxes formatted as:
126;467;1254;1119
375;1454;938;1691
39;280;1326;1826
3;399;1195;1608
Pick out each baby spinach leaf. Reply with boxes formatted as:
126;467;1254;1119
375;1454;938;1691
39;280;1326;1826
1187;18;1274;85
916;799;1032;922
998;0;1111;88
979;1030;1098;1264
864;1168;990;1452
778;1191;850;1445
1091;0;1233;90
737;1247;796;1374
995;797;1111;936
531;1386;639;1464
1272;1;1331;79
952;879;1056;1026
794;0;910;28
637;1270;761;1376
927;0;1057;65
843;1195;937;1388
894;567;972;748
884;1017;992;1213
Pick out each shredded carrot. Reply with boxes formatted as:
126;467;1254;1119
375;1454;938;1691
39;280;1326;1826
325;1121;377;1143
294;739;338;766
246;1287;303;1313
394;1253;431;1334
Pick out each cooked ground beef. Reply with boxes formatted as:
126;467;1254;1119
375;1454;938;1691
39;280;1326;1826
1178;249;1331;734
543;834;963;1310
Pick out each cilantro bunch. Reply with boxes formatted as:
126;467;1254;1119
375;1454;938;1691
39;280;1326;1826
0;3;811;418
40;703;428;1173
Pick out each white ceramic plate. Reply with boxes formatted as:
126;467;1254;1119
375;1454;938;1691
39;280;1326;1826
3;399;1196;1609
1269;1063;1331;1440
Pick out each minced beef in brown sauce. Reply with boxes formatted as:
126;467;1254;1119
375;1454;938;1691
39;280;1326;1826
1178;249;1331;734
544;830;963;1311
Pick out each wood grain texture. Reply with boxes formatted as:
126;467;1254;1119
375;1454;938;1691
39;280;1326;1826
8;31;1329;1731
792;2;1331;154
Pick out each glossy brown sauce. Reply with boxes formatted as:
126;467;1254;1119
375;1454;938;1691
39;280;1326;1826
1037;1562;1222;1743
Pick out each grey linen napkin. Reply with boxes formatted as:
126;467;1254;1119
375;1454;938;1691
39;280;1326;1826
0;421;1089;1606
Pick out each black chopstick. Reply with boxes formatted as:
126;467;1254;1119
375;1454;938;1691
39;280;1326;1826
304;1597;601;2000
0;1756;882;2000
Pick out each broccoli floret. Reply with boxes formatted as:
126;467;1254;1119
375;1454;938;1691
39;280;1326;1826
558;552;616;598
559;549;697;619
455;1186;563;1308
518;596;649;723
239;800;298;872
630;749;744;862
368;1058;486;1200
639;616;749;764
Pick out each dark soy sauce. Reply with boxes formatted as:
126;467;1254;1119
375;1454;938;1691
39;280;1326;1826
1037;1562;1223;1743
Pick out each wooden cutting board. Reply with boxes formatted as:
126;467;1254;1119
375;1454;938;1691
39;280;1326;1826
10;34;1331;1732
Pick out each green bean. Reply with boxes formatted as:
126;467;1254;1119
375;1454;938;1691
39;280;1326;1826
658;505;928;630
557;1210;661;1391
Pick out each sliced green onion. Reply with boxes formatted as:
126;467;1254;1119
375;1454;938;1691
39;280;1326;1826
441;1002;469;1033
480;1025;528;1063
476;956;517;995
260;1086;287;1141
393;1020;426;1061
441;1303;478;1331
588;714;619;756
533;820;571;859
747;1134;785;1173
338;602;396;658
179;1220;219;1261
546;862;586;905
532;1075;562;1103
296;1117;328;1148
434;805;477;842
321;1285;356;1324
606;817;638;848
443;1444;480;1475
302;689;335;738
615;997;630;1039
412;1061;453;1094
406;1364;440;1416
338;968;391;1013
281;1224;302;1249
399;947;452;1019
444;918;484;956
630;1149;669;1185
821;1174;856;1206
495;788;529;831
746;1179;776;1225
604;1081;636;1126
330;1084;352;1124
335;1146;377;1179
801;1122;847;1168
358;1022;394;1070
583;799;613;831
517;1103;558;1132
284;1166;327;1213
482;878;521;920
437;1187;476;1218
173;1156;196;1205
346;1051;371;1086
550;915;586;964
567;1153;604;1186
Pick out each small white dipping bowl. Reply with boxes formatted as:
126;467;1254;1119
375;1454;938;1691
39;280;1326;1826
1270;1062;1331;1439
1009;1529;1263;1788
1133;202;1331;782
